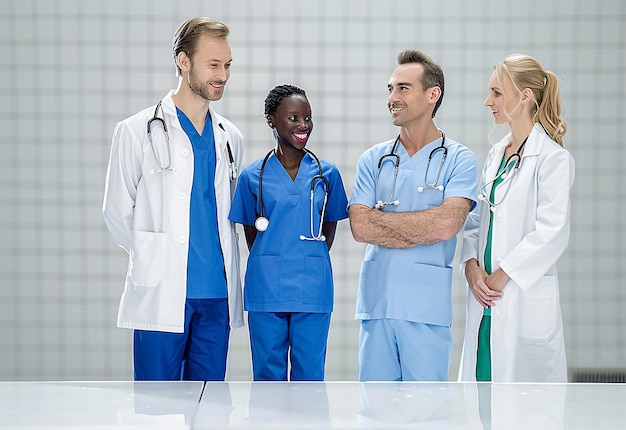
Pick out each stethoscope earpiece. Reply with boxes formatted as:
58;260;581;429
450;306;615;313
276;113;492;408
300;234;325;241
418;185;443;192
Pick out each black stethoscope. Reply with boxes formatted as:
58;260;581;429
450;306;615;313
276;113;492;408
147;101;237;179
479;135;528;211
374;130;447;209
255;148;329;242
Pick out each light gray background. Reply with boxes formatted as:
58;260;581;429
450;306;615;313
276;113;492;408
1;0;624;381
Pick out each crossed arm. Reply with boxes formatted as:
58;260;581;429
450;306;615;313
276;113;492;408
349;197;473;249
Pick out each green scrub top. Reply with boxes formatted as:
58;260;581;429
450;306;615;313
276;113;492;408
476;154;507;381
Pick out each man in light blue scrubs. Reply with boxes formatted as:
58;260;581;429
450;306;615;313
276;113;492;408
349;49;479;381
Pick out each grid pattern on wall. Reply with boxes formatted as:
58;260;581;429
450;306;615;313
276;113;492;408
0;0;624;380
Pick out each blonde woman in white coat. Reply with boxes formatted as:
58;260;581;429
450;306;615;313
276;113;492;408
459;54;575;382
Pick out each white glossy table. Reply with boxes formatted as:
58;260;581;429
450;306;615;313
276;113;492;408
2;381;625;429
0;381;203;429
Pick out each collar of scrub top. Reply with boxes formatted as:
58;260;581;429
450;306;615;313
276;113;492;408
254;148;328;242
374;129;446;209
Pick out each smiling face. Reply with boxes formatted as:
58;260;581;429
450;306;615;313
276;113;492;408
484;70;523;125
387;63;439;128
268;94;313;152
185;34;232;102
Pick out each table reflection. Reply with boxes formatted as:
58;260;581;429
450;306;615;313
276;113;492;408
357;382;452;428
462;383;566;430
246;382;330;428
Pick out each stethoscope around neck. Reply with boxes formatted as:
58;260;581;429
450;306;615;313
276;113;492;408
479;135;528;211
146;100;237;179
255;149;329;242
374;130;447;209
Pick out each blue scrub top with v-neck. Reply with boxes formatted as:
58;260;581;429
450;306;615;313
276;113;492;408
177;108;227;299
349;135;478;326
228;152;349;313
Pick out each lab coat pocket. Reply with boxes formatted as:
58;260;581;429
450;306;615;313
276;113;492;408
130;231;167;288
519;276;557;340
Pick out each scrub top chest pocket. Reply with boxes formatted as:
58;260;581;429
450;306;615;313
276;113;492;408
416;186;444;210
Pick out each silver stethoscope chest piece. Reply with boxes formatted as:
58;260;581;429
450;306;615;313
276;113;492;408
254;216;269;232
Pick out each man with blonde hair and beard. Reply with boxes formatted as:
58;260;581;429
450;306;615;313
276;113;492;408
103;17;244;381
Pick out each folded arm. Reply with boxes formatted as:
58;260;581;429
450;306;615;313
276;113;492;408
349;197;473;248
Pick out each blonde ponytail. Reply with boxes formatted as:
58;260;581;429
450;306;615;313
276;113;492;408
499;54;567;146
536;71;567;146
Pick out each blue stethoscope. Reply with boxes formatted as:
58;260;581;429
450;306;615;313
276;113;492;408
147;101;237;179
479;135;528;211
374;130;447;209
254;149;329;242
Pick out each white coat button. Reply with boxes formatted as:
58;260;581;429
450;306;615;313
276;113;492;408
496;213;503;220
178;236;186;244
494;308;501;316
496;258;502;263
182;149;190;157
178;192;186;199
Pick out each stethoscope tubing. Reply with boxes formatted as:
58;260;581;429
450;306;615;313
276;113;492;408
255;148;328;241
147;101;173;173
375;130;447;209
254;149;275;231
479;136;528;210
147;100;236;179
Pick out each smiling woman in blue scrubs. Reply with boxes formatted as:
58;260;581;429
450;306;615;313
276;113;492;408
229;85;349;381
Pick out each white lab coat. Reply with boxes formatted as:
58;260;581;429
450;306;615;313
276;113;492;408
459;123;575;382
103;91;244;332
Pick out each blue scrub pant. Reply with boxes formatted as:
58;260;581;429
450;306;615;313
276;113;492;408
248;311;331;381
358;318;451;381
133;298;230;381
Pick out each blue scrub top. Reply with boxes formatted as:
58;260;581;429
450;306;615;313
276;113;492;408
177;108;227;299
229;152;349;313
349;135;478;326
